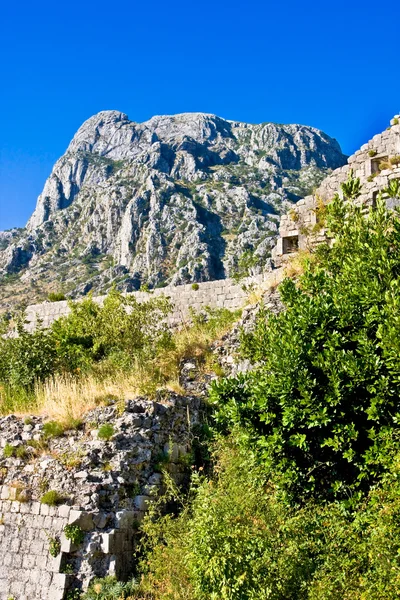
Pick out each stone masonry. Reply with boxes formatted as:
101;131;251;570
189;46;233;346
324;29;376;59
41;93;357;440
0;394;204;599
23;270;282;332
272;115;400;263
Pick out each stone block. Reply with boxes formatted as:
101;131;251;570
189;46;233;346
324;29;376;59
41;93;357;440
48;573;68;600
101;530;116;553
0;486;9;500
115;509;136;529
48;553;63;573
68;509;94;531
60;533;79;554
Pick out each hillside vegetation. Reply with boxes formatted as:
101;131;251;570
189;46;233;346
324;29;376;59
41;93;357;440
0;293;239;421
80;178;400;599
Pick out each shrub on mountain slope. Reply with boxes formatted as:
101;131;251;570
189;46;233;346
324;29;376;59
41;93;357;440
212;183;400;502
0;290;172;390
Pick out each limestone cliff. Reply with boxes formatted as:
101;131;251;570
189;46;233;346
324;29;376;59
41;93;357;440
0;111;346;305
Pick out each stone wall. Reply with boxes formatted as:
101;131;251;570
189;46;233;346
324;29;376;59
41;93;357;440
0;394;204;599
24;270;282;332
273;116;400;263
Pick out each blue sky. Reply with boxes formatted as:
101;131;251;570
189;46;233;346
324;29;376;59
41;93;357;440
0;0;399;230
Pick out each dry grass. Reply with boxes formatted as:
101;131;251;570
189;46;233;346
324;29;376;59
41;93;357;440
284;249;314;279
34;374;129;425
245;268;286;305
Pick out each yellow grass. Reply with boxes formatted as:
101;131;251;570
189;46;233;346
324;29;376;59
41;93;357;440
245;268;286;305
33;374;130;425
284;249;314;279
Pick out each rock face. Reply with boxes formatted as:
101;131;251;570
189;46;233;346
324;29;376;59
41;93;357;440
0;110;346;303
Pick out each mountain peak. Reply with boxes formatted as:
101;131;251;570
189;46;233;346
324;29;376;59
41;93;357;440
0;111;347;309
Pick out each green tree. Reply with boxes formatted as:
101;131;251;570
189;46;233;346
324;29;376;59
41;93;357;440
212;186;400;502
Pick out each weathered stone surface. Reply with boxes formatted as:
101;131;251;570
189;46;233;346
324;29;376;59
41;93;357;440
273;119;400;264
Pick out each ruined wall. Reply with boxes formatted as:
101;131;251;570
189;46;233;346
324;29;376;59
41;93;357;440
273;116;400;263
24;270;281;332
0;394;204;599
0;499;137;600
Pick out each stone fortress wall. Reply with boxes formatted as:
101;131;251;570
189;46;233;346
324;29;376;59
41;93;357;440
24;270;283;332
0;395;204;600
272;115;400;263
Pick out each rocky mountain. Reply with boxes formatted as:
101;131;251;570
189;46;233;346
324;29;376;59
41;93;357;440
0;110;346;308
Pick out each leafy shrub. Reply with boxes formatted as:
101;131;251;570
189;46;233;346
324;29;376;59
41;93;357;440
0;326;58;388
64;524;85;545
212;186;400;503
47;292;66;302
48;536;61;557
131;437;400;600
97;423;115;441
191;283;199;291
51;289;172;367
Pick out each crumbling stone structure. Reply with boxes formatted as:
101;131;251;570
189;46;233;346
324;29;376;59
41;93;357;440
0;395;203;599
273;115;400;264
23;271;280;333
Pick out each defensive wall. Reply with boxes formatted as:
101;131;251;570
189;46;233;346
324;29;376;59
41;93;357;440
24;270;283;332
0;395;203;599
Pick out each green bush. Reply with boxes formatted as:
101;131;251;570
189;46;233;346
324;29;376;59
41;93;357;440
212;184;400;503
47;292;66;302
130;437;400;600
48;536;61;558
0;326;58;388
191;283;199;291
51;289;172;366
64;524;85;545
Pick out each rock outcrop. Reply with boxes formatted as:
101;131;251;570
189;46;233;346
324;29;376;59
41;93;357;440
0;111;346;306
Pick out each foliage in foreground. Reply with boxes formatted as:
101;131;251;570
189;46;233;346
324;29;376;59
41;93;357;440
212;190;400;502
114;438;400;600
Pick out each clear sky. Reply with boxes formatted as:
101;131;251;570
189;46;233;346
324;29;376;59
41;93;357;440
0;0;399;230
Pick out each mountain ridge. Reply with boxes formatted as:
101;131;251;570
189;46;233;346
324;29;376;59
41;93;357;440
0;110;347;310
